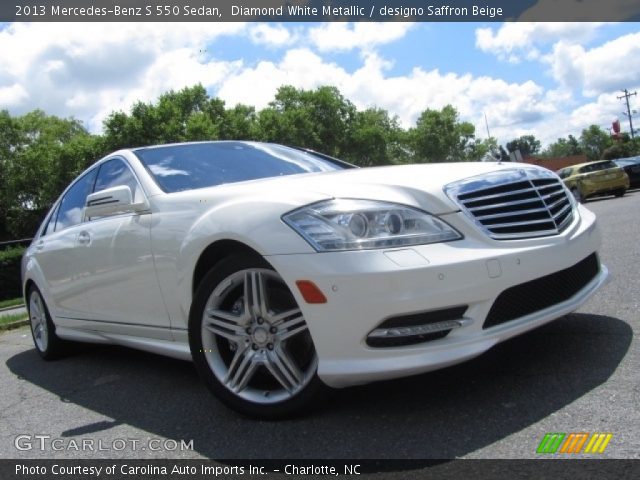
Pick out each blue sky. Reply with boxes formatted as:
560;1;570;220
1;22;639;147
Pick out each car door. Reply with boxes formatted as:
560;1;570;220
32;168;98;322
78;157;171;339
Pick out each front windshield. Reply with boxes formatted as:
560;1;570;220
134;142;349;193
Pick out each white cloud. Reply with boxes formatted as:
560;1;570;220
249;24;298;47
570;95;621;128
544;32;640;96
0;22;246;130
0;83;28;107
308;22;415;52
474;22;640;143
214;48;558;147
475;22;605;62
217;48;348;110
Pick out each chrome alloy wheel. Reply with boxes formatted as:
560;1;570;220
29;289;49;353
201;268;317;404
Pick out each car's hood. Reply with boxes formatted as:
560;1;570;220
291;162;527;213
161;161;538;216
263;161;534;214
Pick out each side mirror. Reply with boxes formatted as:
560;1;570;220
84;185;148;219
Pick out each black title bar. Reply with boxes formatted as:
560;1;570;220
3;459;640;480
4;0;640;22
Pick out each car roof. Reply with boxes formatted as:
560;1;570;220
567;160;616;169
614;156;640;163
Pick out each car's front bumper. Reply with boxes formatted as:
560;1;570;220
266;205;607;388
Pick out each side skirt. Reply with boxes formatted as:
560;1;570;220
55;327;192;361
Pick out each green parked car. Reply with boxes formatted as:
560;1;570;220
557;160;629;202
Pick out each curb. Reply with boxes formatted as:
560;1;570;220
0;304;25;313
0;319;29;332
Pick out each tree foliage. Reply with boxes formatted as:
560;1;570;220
541;135;583;158
505;135;541;157
603;136;640;160
408;105;479;162
579;125;613;160
1;110;102;238
257;85;356;158
541;126;640;161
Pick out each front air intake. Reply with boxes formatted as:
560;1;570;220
484;253;600;329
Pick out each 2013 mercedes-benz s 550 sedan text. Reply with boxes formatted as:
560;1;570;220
22;141;609;418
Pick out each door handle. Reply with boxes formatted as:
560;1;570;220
77;231;91;246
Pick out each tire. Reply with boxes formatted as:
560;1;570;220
189;253;327;419
614;188;626;198
27;286;68;360
571;187;583;203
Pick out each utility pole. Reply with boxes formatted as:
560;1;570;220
484;112;491;139
617;89;637;139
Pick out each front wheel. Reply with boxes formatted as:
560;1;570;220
614;188;626;197
189;254;327;419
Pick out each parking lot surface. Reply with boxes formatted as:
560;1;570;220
1;191;638;460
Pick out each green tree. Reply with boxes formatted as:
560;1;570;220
542;135;583;158
257;85;356;157
347;108;406;166
603;135;640;159
103;85;218;149
579;125;612;160
2;110;101;237
466;137;505;162
0;111;22;239
408;105;476;162
219;104;258;140
505;135;541;157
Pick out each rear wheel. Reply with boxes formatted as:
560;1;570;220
28;286;68;360
189;254;327;418
614;188;626;197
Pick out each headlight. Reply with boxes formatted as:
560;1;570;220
282;199;462;252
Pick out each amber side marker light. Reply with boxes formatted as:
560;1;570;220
295;280;327;304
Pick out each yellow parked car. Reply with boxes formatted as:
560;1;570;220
557;160;629;202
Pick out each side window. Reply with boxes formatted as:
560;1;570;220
94;158;142;202
599;161;616;170
41;203;60;237
55;169;98;231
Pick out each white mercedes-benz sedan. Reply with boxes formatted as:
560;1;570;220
22;141;608;417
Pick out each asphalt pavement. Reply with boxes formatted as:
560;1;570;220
1;191;638;461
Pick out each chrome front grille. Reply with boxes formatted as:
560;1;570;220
445;168;574;240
